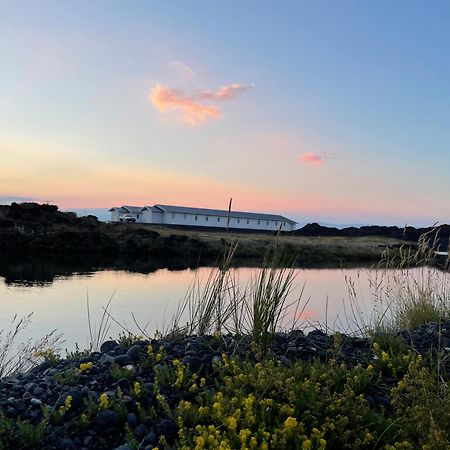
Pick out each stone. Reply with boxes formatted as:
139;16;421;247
99;354;115;365
126;344;143;361
100;340;118;354
95;410;118;429
114;354;132;366
143;431;158;446
155;418;177;443
30;398;42;407
126;412;139;428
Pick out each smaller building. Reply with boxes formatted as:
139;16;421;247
109;206;142;223
109;203;297;231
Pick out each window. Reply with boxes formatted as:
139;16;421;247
195;216;198;221
237;219;240;224
275;222;278;226
184;214;187;220
137;214;140;218
267;221;269;225
217;217;220;222
172;213;175;219
247;219;250;224
206;216;209;221
258;220;260;225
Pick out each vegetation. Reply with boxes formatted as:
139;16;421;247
1;229;450;448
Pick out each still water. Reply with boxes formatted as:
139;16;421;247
0;266;439;351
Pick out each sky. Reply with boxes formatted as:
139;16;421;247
1;1;450;226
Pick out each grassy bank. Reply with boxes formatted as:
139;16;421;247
0;202;410;269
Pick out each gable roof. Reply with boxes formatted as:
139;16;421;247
109;206;142;214
141;206;165;213
153;204;296;224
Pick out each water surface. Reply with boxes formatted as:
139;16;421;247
1;266;443;350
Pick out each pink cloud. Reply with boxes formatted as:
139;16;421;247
198;83;254;100
149;83;253;126
299;153;325;165
149;85;220;126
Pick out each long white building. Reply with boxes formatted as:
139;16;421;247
109;204;296;232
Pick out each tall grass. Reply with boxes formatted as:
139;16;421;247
345;226;450;335
170;240;306;352
0;313;61;378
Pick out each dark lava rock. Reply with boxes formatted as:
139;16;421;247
114;354;133;366
100;340;118;354
143;431;158;446
126;412;139;428
181;355;203;372
95;409;118;429
127;344;144;361
59;438;76;449
155;418;177;443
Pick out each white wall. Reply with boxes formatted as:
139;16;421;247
111;210;121;222
155;211;293;231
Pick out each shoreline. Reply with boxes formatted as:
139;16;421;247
0;322;447;449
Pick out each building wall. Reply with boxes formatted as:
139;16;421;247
115;207;295;231
111;210;121;222
155;211;293;231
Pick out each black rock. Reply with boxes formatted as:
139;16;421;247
15;401;27;413
155;418;177;443
126;412;138;428
100;340;118;354
143;431;158;446
134;424;146;439
114;354;132;366
59;438;76;449
115;378;131;391
95;409;118;429
181;355;203;372
127;344;143;361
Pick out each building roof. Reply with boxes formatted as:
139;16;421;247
141;206;165;213
108;206;142;213
152;204;296;224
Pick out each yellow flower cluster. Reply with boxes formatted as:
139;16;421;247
79;362;93;372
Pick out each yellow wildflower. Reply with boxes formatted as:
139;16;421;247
99;392;109;409
79;362;93;372
283;416;298;431
65;395;73;410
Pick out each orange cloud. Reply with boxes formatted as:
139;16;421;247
299;153;325;165
149;84;220;125
149;83;253;126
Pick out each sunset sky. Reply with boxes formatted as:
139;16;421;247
1;1;450;226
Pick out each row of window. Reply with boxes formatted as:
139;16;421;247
169;212;286;227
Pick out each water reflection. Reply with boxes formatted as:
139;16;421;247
1;265;447;351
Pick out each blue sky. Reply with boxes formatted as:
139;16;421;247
1;1;449;225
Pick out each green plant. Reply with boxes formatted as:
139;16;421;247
109;363;134;381
0;313;61;378
86;289;117;352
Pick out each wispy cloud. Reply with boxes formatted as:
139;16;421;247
198;83;254;101
149;83;254;126
299;153;325;165
170;61;195;78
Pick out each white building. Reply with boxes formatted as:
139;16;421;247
109;205;143;223
109;204;296;232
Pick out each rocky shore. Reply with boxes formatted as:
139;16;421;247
1;322;449;449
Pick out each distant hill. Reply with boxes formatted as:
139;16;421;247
292;222;450;251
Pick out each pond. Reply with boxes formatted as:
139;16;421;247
0;265;446;351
